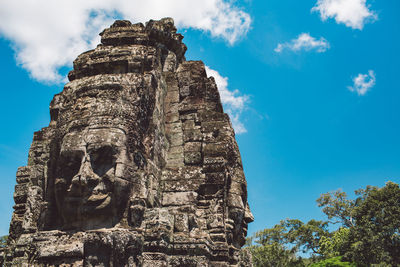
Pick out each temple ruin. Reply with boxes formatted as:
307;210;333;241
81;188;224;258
1;18;253;266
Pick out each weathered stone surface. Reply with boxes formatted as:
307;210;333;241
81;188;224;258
1;18;253;266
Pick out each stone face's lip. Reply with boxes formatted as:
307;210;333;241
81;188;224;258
64;194;110;206
87;193;109;203
242;227;248;236
84;194;112;211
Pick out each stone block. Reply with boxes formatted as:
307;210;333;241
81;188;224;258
184;151;202;165
162;192;198;206
184;142;202;152
203;143;227;157
183;129;202;142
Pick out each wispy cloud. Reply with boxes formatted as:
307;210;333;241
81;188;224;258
274;33;330;53
348;70;376;95
205;66;249;134
0;0;251;83
312;0;377;30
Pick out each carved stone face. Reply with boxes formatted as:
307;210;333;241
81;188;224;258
226;182;254;248
54;128;132;230
227;203;254;248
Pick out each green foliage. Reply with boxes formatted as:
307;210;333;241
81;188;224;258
0;236;7;248
318;228;351;258
247;219;331;266
248;242;304;267
246;222;306;267
309;256;356;267
317;190;355;227
346;181;400;266
284;219;330;254
248;181;400;267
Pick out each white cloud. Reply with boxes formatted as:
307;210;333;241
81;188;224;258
274;33;330;53
312;0;377;30
205;66;249;134
348;70;376;95
0;0;251;83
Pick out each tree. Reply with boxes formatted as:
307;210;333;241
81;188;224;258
246;219;332;266
318;227;351;258
317;190;355;227
0;235;7;248
248;242;303;267
284;219;330;255
246;222;306;266
309;256;356;267
248;182;400;266
346;181;400;266
315;181;400;265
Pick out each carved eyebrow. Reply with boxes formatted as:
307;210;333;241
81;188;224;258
87;144;119;154
59;149;85;159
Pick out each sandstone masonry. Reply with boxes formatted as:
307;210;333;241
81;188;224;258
1;18;253;267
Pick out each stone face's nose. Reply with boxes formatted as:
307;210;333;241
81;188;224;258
244;203;254;224
69;155;98;196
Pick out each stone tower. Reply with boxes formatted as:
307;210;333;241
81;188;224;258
2;18;253;266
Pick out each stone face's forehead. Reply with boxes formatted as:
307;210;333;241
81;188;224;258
85;128;127;147
60;131;86;152
60;128;127;152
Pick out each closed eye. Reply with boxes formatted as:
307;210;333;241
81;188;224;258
90;146;116;177
58;151;83;182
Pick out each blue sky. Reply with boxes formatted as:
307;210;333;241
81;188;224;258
0;0;399;236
